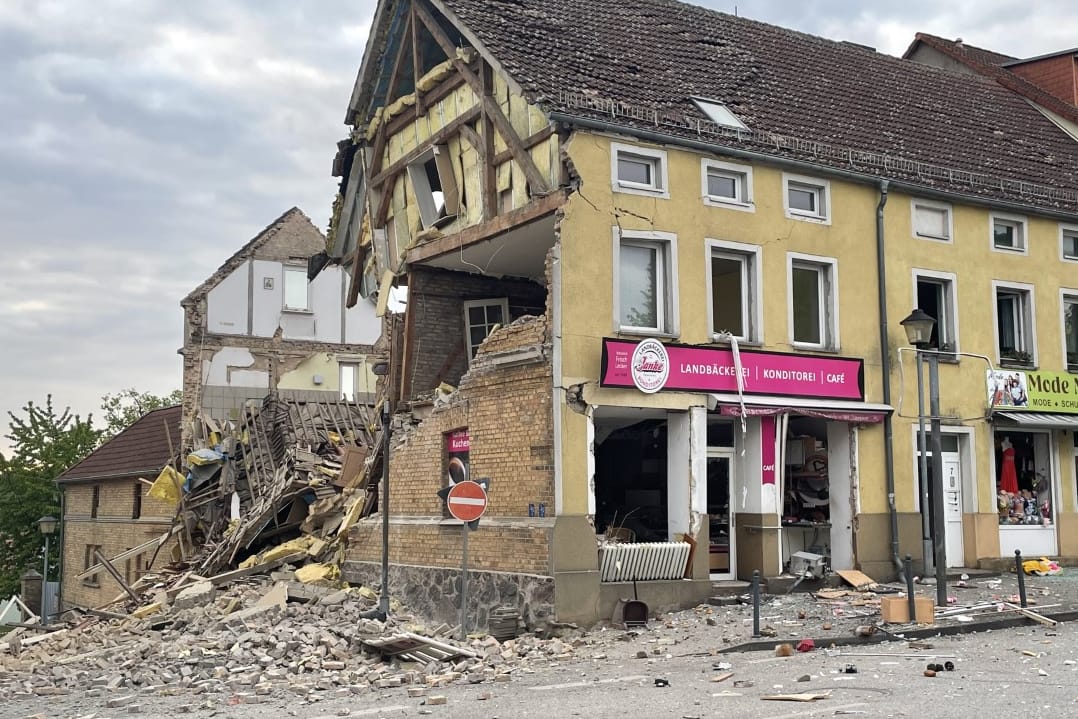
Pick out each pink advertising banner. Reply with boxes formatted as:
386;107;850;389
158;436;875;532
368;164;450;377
761;415;777;485
600;338;865;401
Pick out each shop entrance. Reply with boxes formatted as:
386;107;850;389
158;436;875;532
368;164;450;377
917;435;964;568
706;448;735;580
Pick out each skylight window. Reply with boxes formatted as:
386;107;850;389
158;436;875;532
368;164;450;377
692;97;748;130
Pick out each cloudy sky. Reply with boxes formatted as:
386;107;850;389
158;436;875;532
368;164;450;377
1;0;1075;451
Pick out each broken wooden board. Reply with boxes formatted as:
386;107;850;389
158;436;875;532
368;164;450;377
835;569;877;591
761;690;832;702
815;588;854;600
363;632;477;664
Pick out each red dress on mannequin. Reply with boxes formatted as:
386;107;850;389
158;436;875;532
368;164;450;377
1000;446;1019;493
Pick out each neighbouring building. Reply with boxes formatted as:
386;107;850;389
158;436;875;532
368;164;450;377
55;406;182;610
180;207;383;449
329;0;1078;628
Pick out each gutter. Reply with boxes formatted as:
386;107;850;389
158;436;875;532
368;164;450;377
874;180;904;582
546;112;1078;222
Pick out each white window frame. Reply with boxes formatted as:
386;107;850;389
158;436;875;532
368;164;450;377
706;239;761;343
1061;288;1078;372
701;159;754;211
611;142;669;199
339;362;360;401
691;97;748;130
463;298;510;359
787;253;838;350
283;265;310;312
406;144;459;229
992;280;1037;366
782;173;831;224
911;198;953;242
613;228;679;336
1060;224;1078;262
912;269;960;355
990;212;1028;254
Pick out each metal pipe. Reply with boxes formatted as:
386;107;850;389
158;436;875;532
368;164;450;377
379;400;391;617
751;570;761;638
905;554;916;621
927;353;947;606
42;534;50;623
1015;550;1027;608
916;354;933;576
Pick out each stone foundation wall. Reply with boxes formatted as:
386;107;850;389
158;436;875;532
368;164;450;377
341;559;555;631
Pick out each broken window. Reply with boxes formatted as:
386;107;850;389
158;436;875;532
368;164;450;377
132;482;142;519
708;240;760;342
994;283;1034;364
463;299;509;358
407;145;459;229
340;362;363;401
283;266;310;311
82;544;102;587
789;255;836;348
91;485;100;519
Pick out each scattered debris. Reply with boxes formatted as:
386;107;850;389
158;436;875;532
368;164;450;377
761;690;832;702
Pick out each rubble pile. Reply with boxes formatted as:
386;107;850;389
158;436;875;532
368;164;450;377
0;569;583;706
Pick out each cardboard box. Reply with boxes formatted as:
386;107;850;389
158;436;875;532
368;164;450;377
880;595;934;624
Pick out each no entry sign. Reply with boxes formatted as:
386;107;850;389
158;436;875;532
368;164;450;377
446;480;488;522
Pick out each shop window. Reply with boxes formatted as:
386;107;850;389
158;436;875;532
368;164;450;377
616;229;679;335
283;266;309;311
915;272;958;356
788;254;837;349
994;282;1036;366
707;239;760;342
611;143;669;198
407;144;459;229
912;199;953;242
1063;293;1078;372
994;431;1052;526
82;544;102;587
132;482;142;520
463;298;509;358
593;418;670;543
701;159;753;210
991;213;1028;253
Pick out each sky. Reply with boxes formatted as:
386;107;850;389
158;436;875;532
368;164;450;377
2;0;1076;453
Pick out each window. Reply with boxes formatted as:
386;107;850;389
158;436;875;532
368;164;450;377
611;143;669;198
82;544;102;587
994;282;1036;365
340;362;361;401
615;229;678;335
914;271;958;355
691;97;748;130
788;254;837;348
91;485;100;519
132;482;142;520
707;240;761;341
1061;225;1078;261
463;299;509;358
991;213;1028;253
283;266;309;310
912;199;953;242
701;160;753;210
406;144;459;229
783;173;830;223
124;550;145;586
994;431;1052;527
1063;292;1078;371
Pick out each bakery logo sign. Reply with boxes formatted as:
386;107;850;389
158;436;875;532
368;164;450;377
630;338;670;393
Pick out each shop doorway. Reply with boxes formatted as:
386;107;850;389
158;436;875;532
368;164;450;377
706;448;735;579
917;436;964;568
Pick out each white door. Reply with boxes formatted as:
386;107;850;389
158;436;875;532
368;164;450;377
942;453;964;567
706;449;735;580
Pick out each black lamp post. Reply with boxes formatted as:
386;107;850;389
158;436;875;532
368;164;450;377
900;309;947;606
371;361;391;619
37;515;57;621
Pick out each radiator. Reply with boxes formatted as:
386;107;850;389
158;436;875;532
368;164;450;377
598;541;691;582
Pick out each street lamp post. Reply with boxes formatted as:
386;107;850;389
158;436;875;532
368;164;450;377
368;360;391;621
900;309;947;606
37;515;58;622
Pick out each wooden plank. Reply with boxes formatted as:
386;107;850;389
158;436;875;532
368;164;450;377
1002;602;1058;627
835;569;877;590
203;552;308;589
77;528;176;580
93;549;141;603
761;691;832;702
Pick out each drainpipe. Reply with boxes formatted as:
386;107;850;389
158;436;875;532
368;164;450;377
875;180;904;581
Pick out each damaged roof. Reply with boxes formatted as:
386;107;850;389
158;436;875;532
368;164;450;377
423;0;1078;214
56;405;181;483
182;207;326;307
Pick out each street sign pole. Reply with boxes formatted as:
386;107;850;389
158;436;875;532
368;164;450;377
443;480;488;642
460;525;469;641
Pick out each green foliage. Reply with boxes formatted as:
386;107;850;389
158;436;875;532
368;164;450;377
0;396;100;597
99;388;182;443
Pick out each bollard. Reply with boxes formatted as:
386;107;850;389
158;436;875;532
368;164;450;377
751;570;761;638
1015;549;1027;608
905;554;916;622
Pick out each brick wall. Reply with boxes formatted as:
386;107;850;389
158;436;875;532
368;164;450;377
344;314;554;577
1011;56;1078;104
403;267;546;396
60;478;178;609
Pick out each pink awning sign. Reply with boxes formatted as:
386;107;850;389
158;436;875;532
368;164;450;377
600;338;865;401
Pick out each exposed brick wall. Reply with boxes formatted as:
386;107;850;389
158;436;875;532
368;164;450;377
402;267;546;396
60;479;178;609
1010;56;1078;104
344;314;555;577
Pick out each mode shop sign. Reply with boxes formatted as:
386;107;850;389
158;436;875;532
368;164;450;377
600;338;865;401
987;369;1078;414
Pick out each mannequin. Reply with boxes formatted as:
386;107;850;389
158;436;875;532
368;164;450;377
999;436;1019;494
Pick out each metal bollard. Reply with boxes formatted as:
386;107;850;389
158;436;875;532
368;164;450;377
905;554;916;622
1015;549;1027;608
751;570;761;638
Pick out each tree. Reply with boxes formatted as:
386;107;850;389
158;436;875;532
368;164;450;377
0;397;100;598
99;388;182;443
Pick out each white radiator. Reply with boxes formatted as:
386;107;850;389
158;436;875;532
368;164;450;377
598;541;691;582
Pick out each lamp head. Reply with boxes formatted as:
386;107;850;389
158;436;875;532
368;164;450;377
900;308;936;348
37;515;58;536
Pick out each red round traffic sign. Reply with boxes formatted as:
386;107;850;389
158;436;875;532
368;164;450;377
447;480;488;522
